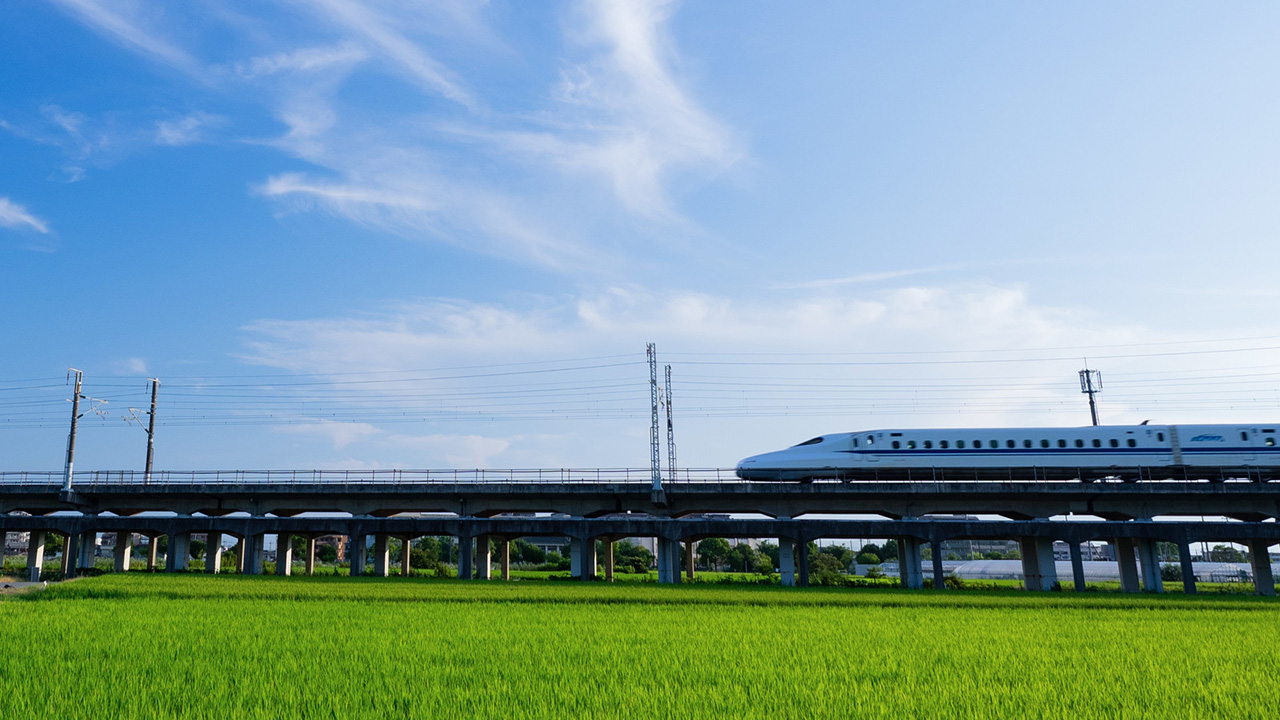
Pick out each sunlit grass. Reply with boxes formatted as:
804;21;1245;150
2;575;1277;719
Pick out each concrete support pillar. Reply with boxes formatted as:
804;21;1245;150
569;537;583;579
373;534;390;577
77;531;96;572
475;535;492;580
1136;539;1163;593
305;537;317;576
146;536;158;570
499;538;510;580
779;537;796;587
276;534;293;576
1247;540;1276;596
897;537;924;590
655;537;680;584
603;539;614;582
1069;542;1086;592
166;533;189;572
349;534;367;577
798;540;810;587
1115;538;1140;593
1177;541;1197;594
685;541;695;581
931;542;946;590
26;530;45;582
114;532;133;572
585;538;598;581
244;534;264;575
206;527;224;571
457;535;473;579
62;533;77;578
1019;537;1058;591
234;537;246;573
401;536;412;577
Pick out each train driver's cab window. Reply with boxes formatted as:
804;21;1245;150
957;440;966;449
939;440;949;449
923;440;932;449
1041;440;1050;448
796;437;824;446
1075;439;1084;448
1058;439;1067;448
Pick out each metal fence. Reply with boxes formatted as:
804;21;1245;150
0;468;744;486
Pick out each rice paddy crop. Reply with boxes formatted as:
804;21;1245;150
2;575;1277;719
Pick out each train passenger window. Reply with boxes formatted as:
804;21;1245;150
1075;439;1084;448
1267;438;1276;447
1127;439;1136;447
1023;439;1032;448
1157;432;1165;442
939;440;949;449
1058;439;1067;448
907;440;917;449
1041;440;1050;448
957;440;965;449
1109;439;1119;448
867;435;875;445
1007;440;1016;449
923;440;933;449
892;441;900;449
1092;439;1101;448
990;440;999;449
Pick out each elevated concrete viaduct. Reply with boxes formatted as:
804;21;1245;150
2;514;1277;595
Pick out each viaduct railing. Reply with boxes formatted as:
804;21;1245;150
0;468;741;486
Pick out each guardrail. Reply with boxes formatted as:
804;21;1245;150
0;468;743;486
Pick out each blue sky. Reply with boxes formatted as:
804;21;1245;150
5;1;1280;472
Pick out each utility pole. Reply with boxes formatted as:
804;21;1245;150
62;369;84;492
1079;367;1102;426
664;364;676;481
144;378;159;483
647;344;665;505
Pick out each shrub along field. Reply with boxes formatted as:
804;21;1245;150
2;575;1277;719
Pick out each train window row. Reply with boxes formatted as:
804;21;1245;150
885;437;1142;450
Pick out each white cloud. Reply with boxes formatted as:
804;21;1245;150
154;112;223;146
47;0;206;79
486;0;739;218
0;197;51;234
277;420;382;451
235;43;369;78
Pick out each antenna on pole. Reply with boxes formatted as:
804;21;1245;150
1079;365;1102;426
664;364;676;481
647;344;666;506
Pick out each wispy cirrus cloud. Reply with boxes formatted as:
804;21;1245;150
155;111;224;146
0;197;51;234
47;0;207;79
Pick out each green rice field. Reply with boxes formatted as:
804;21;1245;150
2;575;1277;719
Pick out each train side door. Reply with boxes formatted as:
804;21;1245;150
864;434;879;462
1238;428;1256;462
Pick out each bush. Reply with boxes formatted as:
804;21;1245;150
854;552;880;566
1161;563;1183;582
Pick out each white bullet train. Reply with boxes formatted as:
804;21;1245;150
735;424;1280;483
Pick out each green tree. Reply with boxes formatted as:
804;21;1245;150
189;539;206;560
317;544;338;563
614;540;653;573
855;552;880;565
758;541;780;568
697;538;732;570
1209;544;1246;563
809;552;845;586
880;539;899;562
